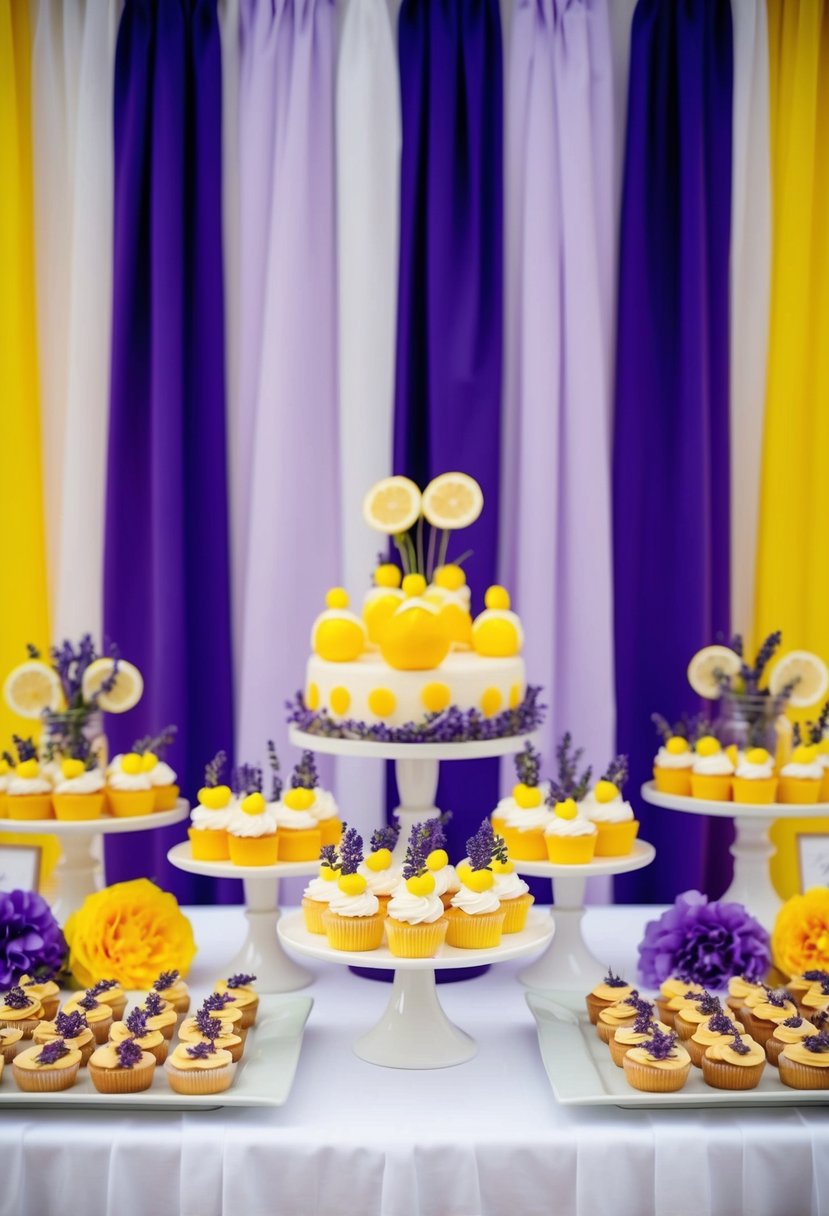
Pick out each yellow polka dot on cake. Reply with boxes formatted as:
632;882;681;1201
481;687;502;717
306;682;320;710
368;688;396;718
421;682;451;713
330;686;350;716
509;683;522;709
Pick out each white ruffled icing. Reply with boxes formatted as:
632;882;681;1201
501;802;552;832
430;864;459;898
227;803;278;838
693;753;734;776
735;757;775;780
544;815;596;838
654;747;694;770
450;884;500;915
780;761;823;780
303;876;338;903
357;860;403;896
8;775;51;796
492;870;529;901
190;801;235;831
305;787;339;823
147;760;177;787
271;802;317;830
583;798;634;825
326;888;380;918
387;888;445;924
54;769;105;795
108;769;152;792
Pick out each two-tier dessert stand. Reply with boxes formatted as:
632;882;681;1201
641;782;829;931
8;800;190;923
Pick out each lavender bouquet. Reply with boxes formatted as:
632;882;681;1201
638;890;769;991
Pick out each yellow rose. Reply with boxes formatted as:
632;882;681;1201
64;879;196;989
772;886;829;978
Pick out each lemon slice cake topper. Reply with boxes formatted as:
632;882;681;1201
3;637;143;719
362;472;483;582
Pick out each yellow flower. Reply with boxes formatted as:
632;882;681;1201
772;886;829;978
64;879;196;989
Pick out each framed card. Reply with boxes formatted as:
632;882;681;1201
770;817;829;898
0;843;42;893
797;833;829;891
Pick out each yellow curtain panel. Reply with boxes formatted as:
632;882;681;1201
760;0;829;896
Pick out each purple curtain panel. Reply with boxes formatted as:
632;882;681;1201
613;0;734;903
392;0;504;859
104;0;237;903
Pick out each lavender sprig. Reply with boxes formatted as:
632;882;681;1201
632;1012;656;1034
729;1034;751;1056
693;992;722;1016
116;1039;144;1069
546;732;592;804
465;819;507;871
644;1027;678;1061
514;741;541;787
226;974;256;989
143;992;164;1017
153;970;180;992
338;828;364;877
764;987;791;1008
194;1009;223;1040
603;969;628;989
708;1012;737;1036
231;763;263;797
186;1041;216;1060
204;751;227;788
89;978;117;996
319;844;341;873
54;1010;87;1038
3;986;34;1010
78;992;99;1012
267;740;283;802
126;1008;148;1038
369;823;399;853
36;1040;70;1065
803;1033;829;1054
402;825;428;882
782;1016;804;1029
291;750;319;790
11;736;37;764
601;754;629;788
132;725;177;757
202;993;235;1014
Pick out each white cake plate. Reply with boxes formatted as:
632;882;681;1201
6;800;190;923
289;727;537;861
278;907;553;1068
167;842;317;993
641;781;829;931
511;841;656;992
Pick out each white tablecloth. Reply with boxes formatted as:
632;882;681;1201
2;904;828;1216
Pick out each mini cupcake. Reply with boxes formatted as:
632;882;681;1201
580;758;639;857
177;1009;243;1063
165;1040;234;1095
687;1011;745;1067
152;969;190;1016
801;975;829;1019
132;725;179;811
690;736;733;801
609;1011;671;1068
213;974;258;1028
766;1014;818;1067
385;827;448;958
652;731;694;796
89;1038;156;1094
228;764;279;866
818;735;829;802
489;854;534;933
189;751;233;861
0;985;43;1036
6;738;52;820
727;974;766;1017
445;821;506;949
623;1028;691;1093
779;1031;829;1089
742;987;798;1045
702;1032;766;1090
596;992;649;1044
13;1038;82;1092
33;1009;95;1066
544;799;597;864
322;828;385;952
61;991;113;1043
654;977;705;1027
198;992;247;1041
419;816;459;907
492;743;545;838
110;1007;168;1064
786;968;829;1009
585;970;634;1025
271;753;325;861
778;744;823;804
278;748;342;848
134;990;178;1040
302;845;342;934
0;1026;22;1063
357;823;402;914
19;972;60;1020
106;752;155;817
52;753;105;820
87;977;128;1021
731;748;778;804
673;991;724;1040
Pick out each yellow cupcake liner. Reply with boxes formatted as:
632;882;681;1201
545;834;596;865
731;777;778;805
319;817;343;848
52;793;105;821
88;1057;156;1093
597;1016;635;1044
690;773;732;802
653;767;692;796
778;776;821;805
0;793;6;818
701;1057;764;1090
778;1055;829;1090
228;833;279;866
490;814;507;836
189;826;231;861
13;1060;80;1092
6;794;53;821
107;789;156;818
821;771;829;802
623;1057;690;1092
593;820;639;857
585;994;616;1025
500;824;547;861
322;910;385;952
765;1037;787;1068
277;826;322;862
444;907;506;949
153;784;180;812
164;1060;235;1095
385;917;448;958
301;896;330;935
500;893;534;934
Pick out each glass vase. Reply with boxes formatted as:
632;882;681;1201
42;709;108;769
715;693;789;762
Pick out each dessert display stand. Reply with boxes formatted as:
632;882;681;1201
512;841;656;992
7;800;190;924
167;843;317;993
641;782;829;931
278;907;553;1068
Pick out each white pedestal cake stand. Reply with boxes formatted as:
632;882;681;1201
6;800;190;923
512;840;656;992
641;781;829;931
167;842;317;993
289;727;536;862
278;907;553;1068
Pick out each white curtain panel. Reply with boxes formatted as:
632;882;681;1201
729;0;771;636
31;0;119;643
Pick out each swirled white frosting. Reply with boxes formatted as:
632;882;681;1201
387;888;445;924
430;864;460;898
108;769;152;791
780;760;823;779
147;760;177;787
501;803;552;832
693;754;734;776
305;788;339;823
544;815;596;838
8;775;52;796
357;860;403;896
735;756;775;780
227;803;278;838
303;876;338;903
492;870;530;901
450;885;500;915
272;802;317;830
54;769;104;795
583;798;634;824
190;801;234;831
326;888;379;918
654;747;694;770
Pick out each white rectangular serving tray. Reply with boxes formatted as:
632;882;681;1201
527;990;829;1109
0;993;312;1110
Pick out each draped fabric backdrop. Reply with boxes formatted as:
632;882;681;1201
613;0;734;903
104;0;236;899
393;0;503;858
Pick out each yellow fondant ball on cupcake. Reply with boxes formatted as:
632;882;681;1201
312;589;367;663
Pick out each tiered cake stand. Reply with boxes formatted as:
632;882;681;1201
641;781;829;931
167;843;317;993
8;800;190;923
278;907;553;1068
512;841;656;992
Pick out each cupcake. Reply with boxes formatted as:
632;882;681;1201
134;990;178;1040
271;753;325;861
731;748;778;804
778;744;823;804
213;974;258;1028
766;1014;818;1067
654;977;705;1027
673;991;725;1040
596;992;649;1044
198;993;247;1041
492;742;545;838
87;977;128;1021
445;821;506;949
580;758;638;857
609;1011;671;1068
19;972;60;1020
420;816;459;907
786;968;829;1008
33;1009;95;1066
623;1028;691;1093
52;755;105;820
61;991;113;1043
726;974;766;1017
88;1038;156;1094
778;1031;829;1089
109;1008;168;1064
686;1011;745;1067
177;1009;243;1063
302;846;343;934
228;766;279;867
165;1040;234;1095
818;734;829;801
6;739;52;820
585;970;634;1025
0;1026;22;1063
106;752;155;817
357;823;402;913
0;985;43;1036
702;1032;766;1090
652;732;694;796
280;748;342;848
13;1039;82;1092
385;827;448;958
322;828;385;952
133;725;179;810
742;987;798;1045
544;799;597;864
0;755;12;816
690;736;733;801
189;751;233;860
489;855;534;933
152;969;190;1016
801;975;829;1019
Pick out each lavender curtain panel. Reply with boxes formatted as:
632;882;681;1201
613;0;733;902
392;0;503;857
104;0;236;902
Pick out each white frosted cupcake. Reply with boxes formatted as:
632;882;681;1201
357;823;402;910
385;831;447;958
690;736;734;802
544;799;597;864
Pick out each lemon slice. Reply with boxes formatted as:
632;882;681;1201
768;650;829;708
363;476;422;535
422;472;483;530
687;645;741;699
3;661;62;718
81;657;144;713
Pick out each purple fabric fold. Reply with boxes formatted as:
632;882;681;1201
613;0;734;902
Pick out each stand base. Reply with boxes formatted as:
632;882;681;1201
353;968;476;1069
227;905;313;994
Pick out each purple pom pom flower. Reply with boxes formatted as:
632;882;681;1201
638;890;770;992
0;889;66;988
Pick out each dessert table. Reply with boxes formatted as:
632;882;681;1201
2;904;828;1216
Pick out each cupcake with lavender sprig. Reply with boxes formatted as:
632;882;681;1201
726;973;766;1017
651;714;696;796
608;1007;673;1069
585;969;634;1026
499;742;556;861
33;1009;95;1065
109;1007;168;1064
131;724;178;812
321;829;385;952
13;1038;82;1093
106;745;155;818
801;974;829;1020
0;985;44;1037
165;1038;235;1096
579;755;638;857
133;990;178;1041
51;734;105;821
702;1031;766;1091
19;972;61;1021
445;820;506;949
673;990;723;1041
271;751;323;861
228;762;279;867
61;990;113;1043
0;1026;23;1064
357;821;402;911
741;986;798;1046
623;1026;691;1093
276;747;342;848
151;968;191;1016
385;825;448;958
418;814;459;907
177;1007;243;1063
302;843;343;934
596;990;649;1045
87;976;127;1021
687;1009;745;1068
197;991;247;1042
6;736;52;821
488;827;533;933
766;1012;821;1068
89;1036;156;1094
779;1030;829;1091
213;974;259;1028
492;742;547;837
190;750;233;861
786;967;829;1009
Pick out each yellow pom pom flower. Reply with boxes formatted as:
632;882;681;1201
772;887;829;977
